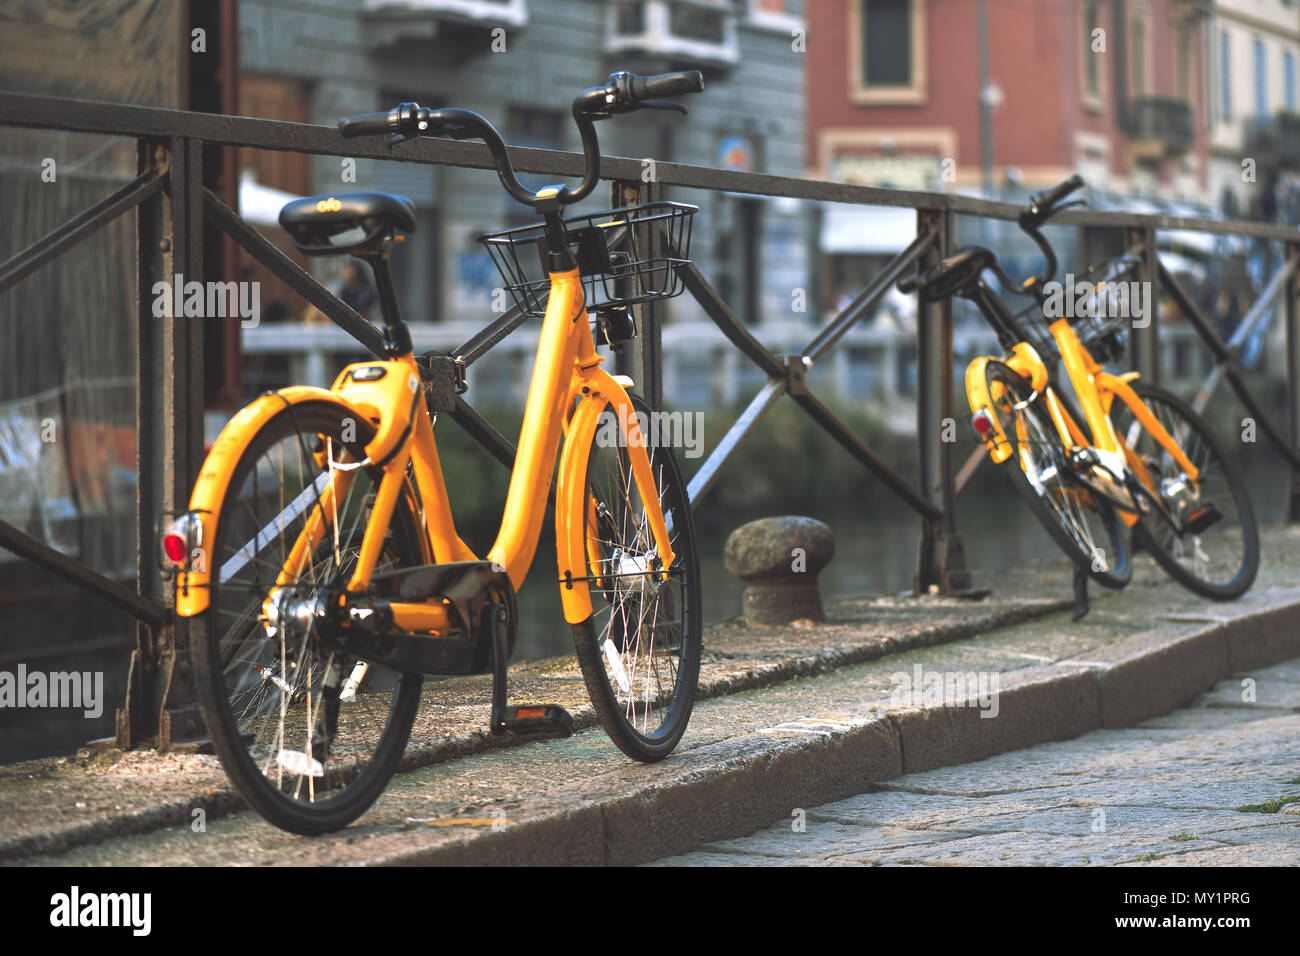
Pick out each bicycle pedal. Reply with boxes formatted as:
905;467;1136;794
498;704;574;740
1183;504;1222;535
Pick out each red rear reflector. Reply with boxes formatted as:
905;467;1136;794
972;411;994;435
515;707;546;719
162;533;188;565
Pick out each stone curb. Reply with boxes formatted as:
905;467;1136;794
360;605;1300;866
0;595;1070;862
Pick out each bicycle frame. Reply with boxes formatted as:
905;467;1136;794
966;314;1200;529
174;264;675;631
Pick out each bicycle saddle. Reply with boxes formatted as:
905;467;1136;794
280;191;417;255
899;245;996;301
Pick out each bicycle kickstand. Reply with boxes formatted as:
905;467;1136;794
1071;565;1090;622
487;603;575;740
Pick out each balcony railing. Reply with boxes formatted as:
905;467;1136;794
1243;111;1300;169
607;0;739;67
1126;97;1194;158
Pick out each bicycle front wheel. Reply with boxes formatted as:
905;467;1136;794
572;394;702;762
982;360;1132;588
190;401;425;834
1111;382;1259;599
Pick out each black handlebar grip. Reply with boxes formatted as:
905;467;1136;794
338;111;393;138
633;70;704;102
1032;173;1084;212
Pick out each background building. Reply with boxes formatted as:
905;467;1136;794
236;0;809;409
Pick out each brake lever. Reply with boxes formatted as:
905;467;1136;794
640;99;688;114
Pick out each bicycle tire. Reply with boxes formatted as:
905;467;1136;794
981;361;1132;588
1112;383;1259;599
571;393;702;762
190;402;424;834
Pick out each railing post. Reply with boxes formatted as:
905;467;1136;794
1128;224;1160;385
612;178;663;408
120;137;204;750
1287;240;1300;523
914;207;971;595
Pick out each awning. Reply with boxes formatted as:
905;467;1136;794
1159;229;1217;257
239;170;304;227
820;204;919;254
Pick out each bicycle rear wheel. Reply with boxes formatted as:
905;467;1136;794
190;402;424;834
1111;383;1259;599
981;361;1131;588
572;394;702;762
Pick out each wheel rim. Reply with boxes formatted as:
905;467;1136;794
1116;392;1250;589
583;407;694;743
989;369;1121;575
207;411;414;810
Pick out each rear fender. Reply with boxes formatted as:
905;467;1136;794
175;387;388;616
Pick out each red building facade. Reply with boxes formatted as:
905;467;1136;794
806;0;1209;201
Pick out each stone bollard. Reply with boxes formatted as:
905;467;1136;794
724;516;834;625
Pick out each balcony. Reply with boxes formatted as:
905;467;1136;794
1243;112;1300;170
1125;97;1194;161
606;0;739;69
362;0;528;50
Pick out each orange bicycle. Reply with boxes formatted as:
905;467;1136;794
160;70;706;833
901;175;1259;613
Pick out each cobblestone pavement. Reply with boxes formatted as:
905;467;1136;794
646;658;1300;866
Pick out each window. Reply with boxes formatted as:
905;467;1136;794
1083;2;1102;103
1176;23;1191;100
1221;30;1232;122
1255;39;1268;116
850;0;926;104
1130;8;1148;97
606;1;739;66
863;0;910;85
1286;51;1297;111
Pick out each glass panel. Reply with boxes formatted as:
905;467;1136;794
862;0;911;87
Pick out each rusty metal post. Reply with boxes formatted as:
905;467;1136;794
119;137;204;749
612;178;663;408
1127;224;1160;386
914;207;971;595
1287;241;1300;523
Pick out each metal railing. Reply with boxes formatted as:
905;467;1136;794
2;89;1299;750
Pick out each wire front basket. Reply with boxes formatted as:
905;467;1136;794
480;201;696;318
1013;255;1142;365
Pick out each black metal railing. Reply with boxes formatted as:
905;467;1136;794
2;90;1299;751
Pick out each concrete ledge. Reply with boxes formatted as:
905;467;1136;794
365;605;1300;866
1090;624;1230;728
4;530;1300;865
368;716;903;866
894;667;1099;774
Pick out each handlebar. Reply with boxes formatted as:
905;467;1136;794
898;174;1086;301
339;69;703;210
635;70;706;102
338;111;393;138
1022;173;1084;229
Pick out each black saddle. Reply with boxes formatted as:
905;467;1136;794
279;191;417;256
900;245;997;301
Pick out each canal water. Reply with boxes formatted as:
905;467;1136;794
509;442;1292;661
